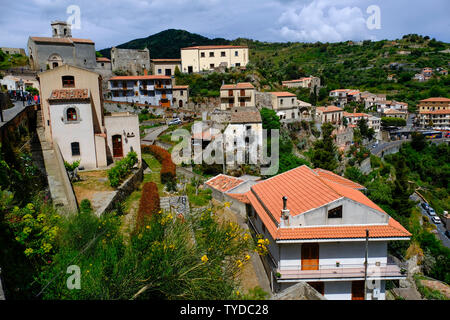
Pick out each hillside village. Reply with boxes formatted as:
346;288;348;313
0;20;449;302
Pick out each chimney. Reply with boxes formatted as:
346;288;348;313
280;196;290;227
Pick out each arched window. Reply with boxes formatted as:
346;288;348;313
71;142;80;156
67;108;77;121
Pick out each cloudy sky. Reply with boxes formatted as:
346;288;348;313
1;0;449;51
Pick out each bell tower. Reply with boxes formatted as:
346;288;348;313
51;21;72;38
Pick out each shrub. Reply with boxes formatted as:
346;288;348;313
80;199;92;214
141;145;176;184
107;151;138;188
136;182;160;229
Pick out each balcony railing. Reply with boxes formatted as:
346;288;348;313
155;84;172;89
276;263;406;281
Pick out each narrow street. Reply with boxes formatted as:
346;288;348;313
410;193;450;248
0;100;29;127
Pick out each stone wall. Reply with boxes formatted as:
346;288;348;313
255;92;273;109
271;282;327;300
111;47;150;75
97;163;145;216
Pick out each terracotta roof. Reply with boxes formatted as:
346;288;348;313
419;109;450;115
205;174;245;193
270;91;296;97
245;165;411;241
48;89;89;101
221;82;255;90
282;78;312;84
109;75;171;80
383;109;406;114
343;112;369;118
312;168;365;190
30;36;94;44
96;57;111;62
173;85;189;89
316;106;343;113
230;107;262;123
182;45;248;50
420;97;450;103
227;193;250;204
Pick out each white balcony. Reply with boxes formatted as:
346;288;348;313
275;263;406;281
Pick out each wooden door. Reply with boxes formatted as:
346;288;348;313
301;243;319;270
112;135;123;158
351;281;365;300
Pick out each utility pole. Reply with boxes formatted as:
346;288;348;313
364;229;369;300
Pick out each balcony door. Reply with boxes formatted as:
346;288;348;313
301;243;319;270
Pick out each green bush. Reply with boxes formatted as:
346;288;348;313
107;151;138;188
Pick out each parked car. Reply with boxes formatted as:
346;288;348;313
445;230;450;238
168;118;182;126
421;202;429;210
427;207;436;216
431;216;441;224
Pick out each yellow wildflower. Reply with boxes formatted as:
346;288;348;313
201;255;208;263
244;254;251;261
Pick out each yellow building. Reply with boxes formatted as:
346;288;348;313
417;97;450;129
220;82;255;110
180;45;248;73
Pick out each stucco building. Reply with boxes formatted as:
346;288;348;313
28;21;96;72
316;106;344;125
282;76;321;92
242;166;410;299
270;92;300;122
220;82;255;110
181;45;249;73
417;97;450;129
38;64;141;169
172;85;189;109
151;58;181;76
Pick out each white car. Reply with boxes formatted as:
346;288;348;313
431;216;441;224
428;207;436;216
168;118;182;126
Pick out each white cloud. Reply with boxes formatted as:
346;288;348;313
277;0;369;42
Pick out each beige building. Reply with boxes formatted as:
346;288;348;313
220;82;255;110
151;58;181;76
270;92;299;122
316;106;344;125
382;109;408;119
282;76;321;91
38;64;141;169
172;85;189;109
180;45;248;73
417;97;450;129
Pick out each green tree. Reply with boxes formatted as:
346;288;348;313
311;123;338;171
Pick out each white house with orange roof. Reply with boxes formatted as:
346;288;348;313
343;112;370;126
240;165;410;300
329;89;360;107
181;45;249;73
220;82;255;110
270;92;301;122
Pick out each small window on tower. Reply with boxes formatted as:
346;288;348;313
62;76;75;88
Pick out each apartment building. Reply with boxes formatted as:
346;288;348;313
220;82;255;110
329;89;361;107
343;112;370;126
243;165;410;299
180;45;249;73
376;100;408;113
38;64;141;169
269;92;299;122
316;106;344;125
417;97;450;129
108;74;174;107
282;76;321;91
151;58;181;76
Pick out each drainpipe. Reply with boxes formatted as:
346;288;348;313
364;229;369;300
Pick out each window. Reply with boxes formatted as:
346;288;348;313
180;90;184;96
209;52;214;57
221;51;226;57
158;69;162;74
236;63;240;67
235;51;238;56
280;99;283;105
71;142;80;156
62;75;75;88
210;64;214;69
135;91;139;96
201;52;205;58
66;107;77;121
328;206;343;219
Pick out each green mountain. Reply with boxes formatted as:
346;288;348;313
98;29;231;59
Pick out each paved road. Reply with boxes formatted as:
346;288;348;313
141;124;168;145
410;193;450;248
0;101;29;127
370;139;409;156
